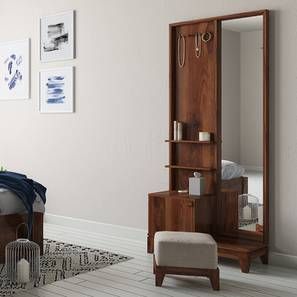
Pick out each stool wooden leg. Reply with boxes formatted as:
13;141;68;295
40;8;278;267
155;268;165;287
209;268;220;290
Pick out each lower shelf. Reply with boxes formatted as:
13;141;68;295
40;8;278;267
216;236;268;273
217;237;266;252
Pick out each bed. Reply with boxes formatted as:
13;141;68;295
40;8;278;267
218;160;249;235
0;189;44;263
221;160;248;194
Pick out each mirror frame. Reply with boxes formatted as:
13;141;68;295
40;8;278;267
219;10;269;244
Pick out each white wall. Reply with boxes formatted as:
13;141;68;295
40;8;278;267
0;0;297;257
240;30;263;169
221;29;241;163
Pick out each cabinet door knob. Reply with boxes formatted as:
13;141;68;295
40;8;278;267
187;201;194;207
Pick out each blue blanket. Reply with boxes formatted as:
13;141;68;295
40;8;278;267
0;171;46;236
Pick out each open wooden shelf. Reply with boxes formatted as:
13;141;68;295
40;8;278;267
165;165;216;171
165;139;214;144
149;191;216;198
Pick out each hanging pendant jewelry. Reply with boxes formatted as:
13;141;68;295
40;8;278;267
194;32;201;58
177;33;186;68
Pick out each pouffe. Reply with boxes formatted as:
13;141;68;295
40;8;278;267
154;231;219;290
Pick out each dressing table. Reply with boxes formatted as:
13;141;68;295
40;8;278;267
147;10;269;273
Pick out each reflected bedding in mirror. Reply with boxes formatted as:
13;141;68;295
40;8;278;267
221;15;264;234
221;160;245;180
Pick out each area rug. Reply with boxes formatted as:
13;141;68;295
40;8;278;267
0;239;132;296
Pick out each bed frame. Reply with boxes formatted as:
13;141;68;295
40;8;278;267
218;176;248;237
0;212;43;263
221;176;248;194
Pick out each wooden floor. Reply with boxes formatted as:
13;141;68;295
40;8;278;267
15;223;297;297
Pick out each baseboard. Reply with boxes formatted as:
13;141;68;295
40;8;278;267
44;213;297;270
44;213;147;242
269;251;297;270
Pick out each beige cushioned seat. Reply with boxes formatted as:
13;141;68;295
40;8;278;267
154;231;218;269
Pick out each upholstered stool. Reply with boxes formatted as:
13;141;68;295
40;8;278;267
154;231;219;290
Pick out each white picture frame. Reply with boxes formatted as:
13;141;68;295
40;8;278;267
40;10;74;62
39;66;74;113
0;39;30;100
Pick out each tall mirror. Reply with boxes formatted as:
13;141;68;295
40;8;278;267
221;16;264;235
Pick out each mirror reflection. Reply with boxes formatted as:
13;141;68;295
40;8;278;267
221;16;263;233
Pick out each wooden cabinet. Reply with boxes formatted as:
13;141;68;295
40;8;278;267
147;191;214;253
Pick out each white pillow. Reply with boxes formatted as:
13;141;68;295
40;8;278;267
222;160;245;180
0;189;25;214
0;188;45;215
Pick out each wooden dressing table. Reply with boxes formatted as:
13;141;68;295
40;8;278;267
147;10;269;273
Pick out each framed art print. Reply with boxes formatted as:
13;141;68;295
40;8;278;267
39;67;74;113
40;10;74;62
0;39;30;100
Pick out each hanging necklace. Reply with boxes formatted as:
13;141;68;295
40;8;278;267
194;32;202;58
177;33;186;68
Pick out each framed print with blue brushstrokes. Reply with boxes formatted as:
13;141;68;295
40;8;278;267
40;10;74;62
0;39;30;100
39;67;74;113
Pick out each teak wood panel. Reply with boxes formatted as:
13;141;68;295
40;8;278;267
169;20;220;193
148;195;195;234
174;22;217;137
217;190;238;236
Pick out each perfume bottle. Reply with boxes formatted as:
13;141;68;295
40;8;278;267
177;122;183;140
189;172;205;196
173;121;183;141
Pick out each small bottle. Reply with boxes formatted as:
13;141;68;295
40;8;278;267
189;172;205;197
173;121;178;140
177;122;183;140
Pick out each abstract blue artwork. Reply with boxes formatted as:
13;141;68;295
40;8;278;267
46;75;65;104
40;67;74;113
4;54;23;90
0;39;30;100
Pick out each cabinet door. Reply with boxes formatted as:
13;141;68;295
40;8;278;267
147;195;195;253
164;197;195;232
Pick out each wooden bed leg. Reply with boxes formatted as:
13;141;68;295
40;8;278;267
209;268;220;290
260;252;269;264
239;255;251;273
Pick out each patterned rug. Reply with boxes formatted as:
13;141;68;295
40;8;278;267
0;239;132;296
